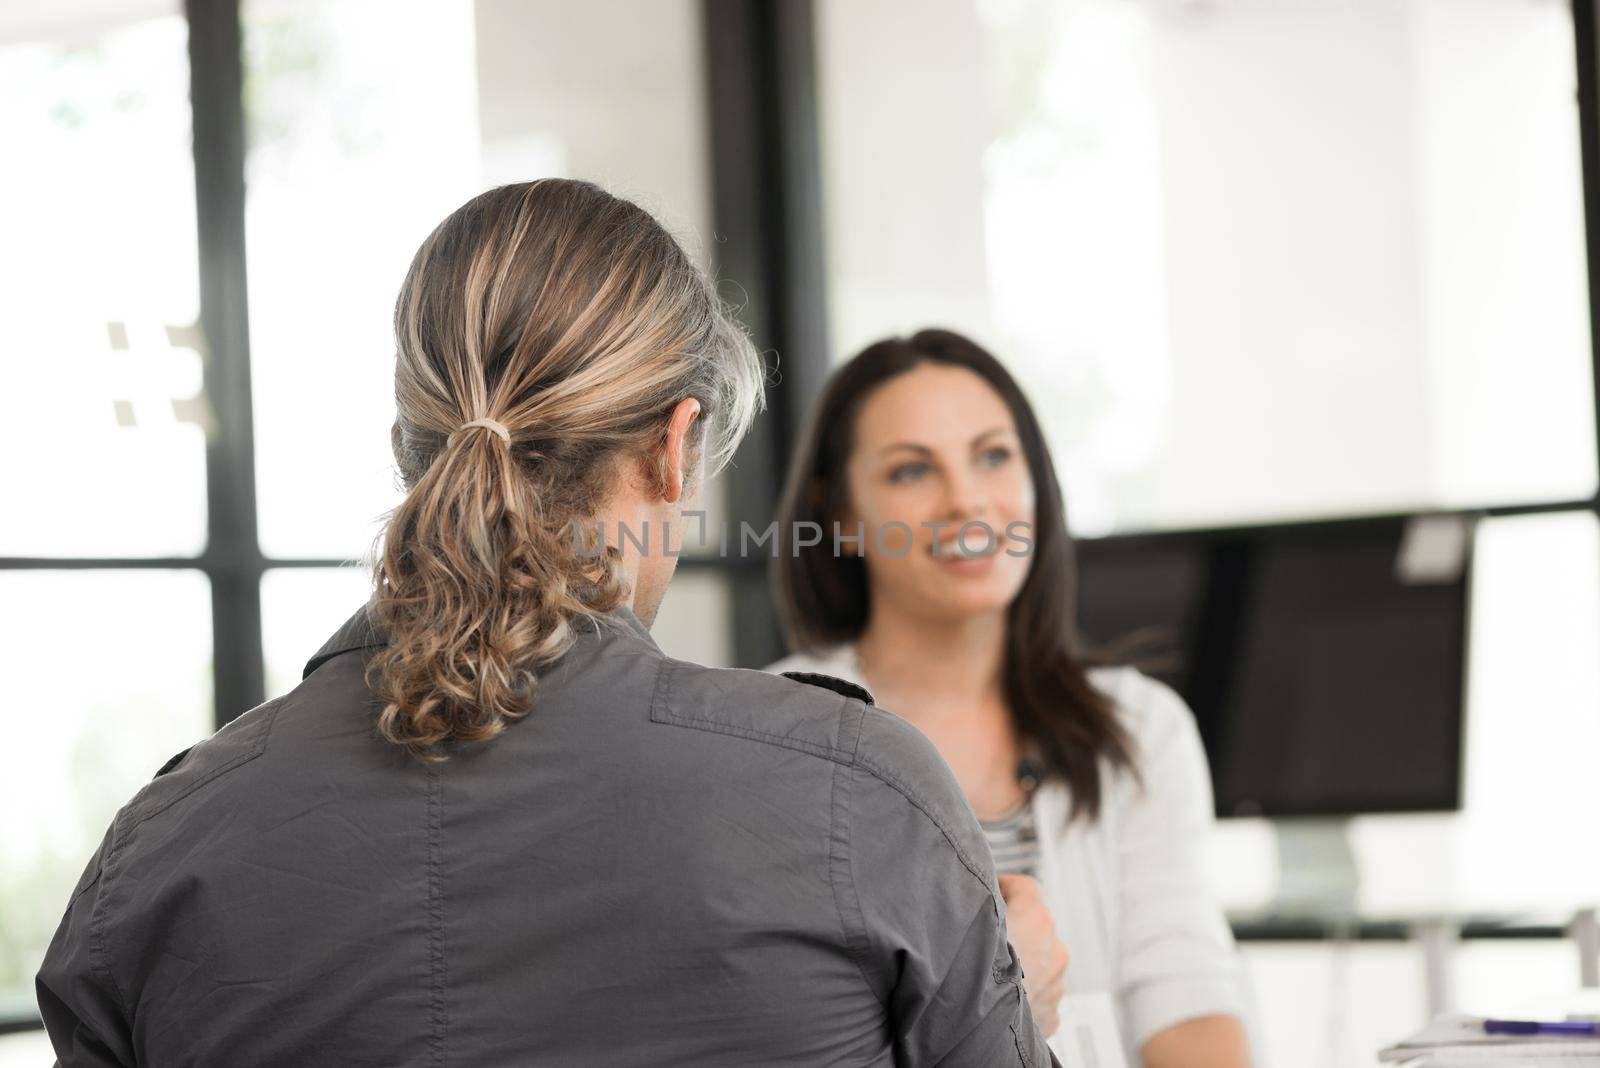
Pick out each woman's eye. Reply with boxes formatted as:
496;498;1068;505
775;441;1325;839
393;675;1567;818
887;461;929;483
979;445;1012;467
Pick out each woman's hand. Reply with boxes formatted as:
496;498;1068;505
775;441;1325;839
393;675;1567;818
997;873;1070;1037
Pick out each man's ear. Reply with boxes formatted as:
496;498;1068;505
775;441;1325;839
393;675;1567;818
658;396;703;504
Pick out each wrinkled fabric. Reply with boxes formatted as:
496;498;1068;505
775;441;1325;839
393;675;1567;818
37;603;1058;1067
770;645;1250;1059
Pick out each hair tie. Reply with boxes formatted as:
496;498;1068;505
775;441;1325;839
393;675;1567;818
448;417;511;448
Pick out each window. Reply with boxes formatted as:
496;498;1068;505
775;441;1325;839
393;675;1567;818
2;0;735;1028
0;572;211;1016
0;8;204;558
0;4;207;1016
244;0;482;562
244;0;739;679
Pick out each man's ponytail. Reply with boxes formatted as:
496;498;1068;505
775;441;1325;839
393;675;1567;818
361;179;763;760
365;416;624;760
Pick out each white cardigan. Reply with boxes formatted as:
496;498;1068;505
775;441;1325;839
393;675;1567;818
765;645;1247;1062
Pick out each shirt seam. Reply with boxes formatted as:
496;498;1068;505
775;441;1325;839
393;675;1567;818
125;696;286;832
651;662;888;1011
852;745;1022;1000
89;696;286;1019
649;658;861;765
654;709;853;762
830;755;886;1011
63;859;104;911
426;764;446;1065
1010;1021;1038;1068
852;753;995;899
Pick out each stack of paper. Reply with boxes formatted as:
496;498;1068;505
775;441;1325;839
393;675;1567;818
1379;1014;1600;1067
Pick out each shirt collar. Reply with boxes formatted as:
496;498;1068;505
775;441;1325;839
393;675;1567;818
301;599;657;680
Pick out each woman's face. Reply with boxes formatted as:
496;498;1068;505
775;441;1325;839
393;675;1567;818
841;362;1036;623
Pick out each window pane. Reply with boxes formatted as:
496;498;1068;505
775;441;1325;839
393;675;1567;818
818;0;1596;534
0;570;212;1017
0;1031;53;1067
260;565;373;699
246;0;726;560
244;0;481;561
0;7;206;557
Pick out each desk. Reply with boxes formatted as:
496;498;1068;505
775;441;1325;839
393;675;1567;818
1230;908;1600;1019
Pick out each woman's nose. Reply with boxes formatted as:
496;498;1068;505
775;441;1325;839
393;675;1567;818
939;469;989;522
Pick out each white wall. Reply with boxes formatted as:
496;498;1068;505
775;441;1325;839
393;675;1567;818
818;0;1595;535
817;0;999;359
473;0;713;267
1143;0;1433;527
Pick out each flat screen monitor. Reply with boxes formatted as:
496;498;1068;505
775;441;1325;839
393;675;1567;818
1073;516;1471;818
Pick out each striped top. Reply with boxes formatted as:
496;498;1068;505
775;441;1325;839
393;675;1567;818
978;796;1040;878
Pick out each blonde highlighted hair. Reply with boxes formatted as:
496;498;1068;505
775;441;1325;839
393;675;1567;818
364;179;764;760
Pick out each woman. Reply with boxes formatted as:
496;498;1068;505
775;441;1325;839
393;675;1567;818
767;329;1252;1068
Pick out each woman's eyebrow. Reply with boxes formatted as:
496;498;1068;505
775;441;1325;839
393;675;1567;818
969;426;1013;446
876;427;1014;458
876;441;934;458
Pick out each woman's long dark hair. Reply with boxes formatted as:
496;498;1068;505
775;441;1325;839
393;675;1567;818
772;328;1136;822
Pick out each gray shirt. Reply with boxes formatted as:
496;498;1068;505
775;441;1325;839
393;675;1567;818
36;603;1058;1067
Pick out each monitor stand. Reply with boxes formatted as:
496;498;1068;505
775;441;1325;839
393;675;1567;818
1270;817;1360;918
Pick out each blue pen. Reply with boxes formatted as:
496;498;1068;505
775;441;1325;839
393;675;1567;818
1483;1018;1600;1037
